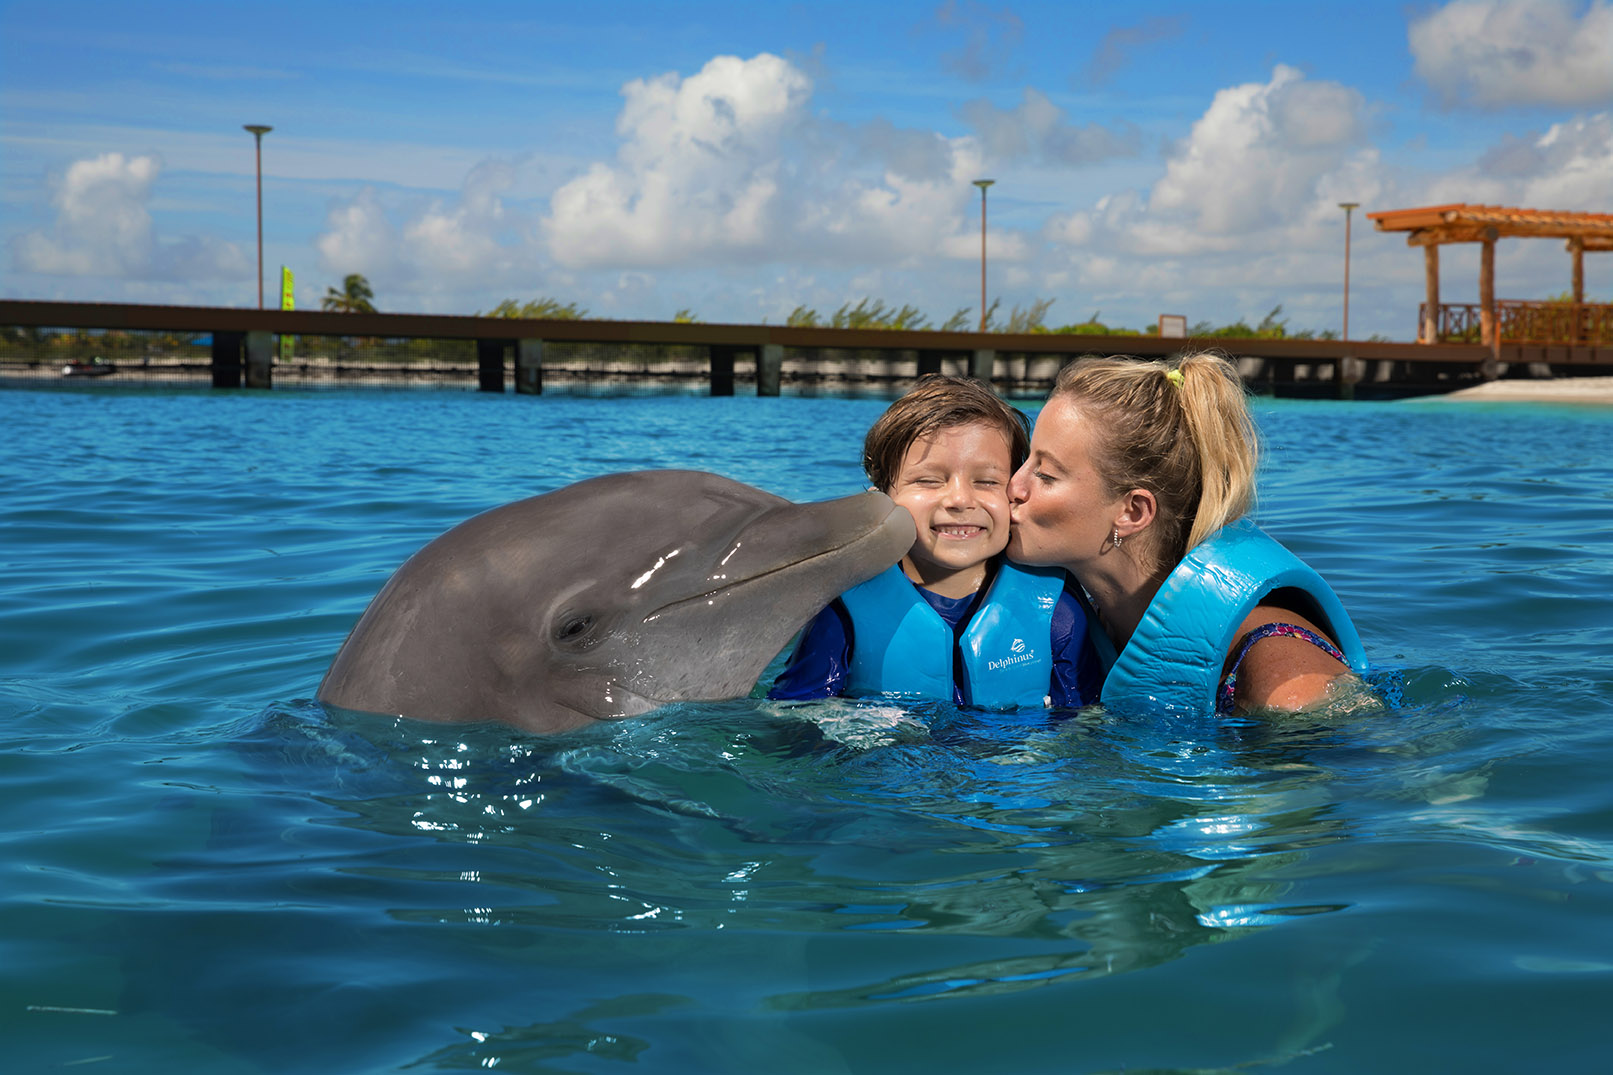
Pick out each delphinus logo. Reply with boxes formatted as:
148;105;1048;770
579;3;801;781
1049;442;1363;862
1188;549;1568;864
989;637;1036;671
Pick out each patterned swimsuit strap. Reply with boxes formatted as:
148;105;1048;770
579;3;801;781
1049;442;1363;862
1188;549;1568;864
1218;622;1348;713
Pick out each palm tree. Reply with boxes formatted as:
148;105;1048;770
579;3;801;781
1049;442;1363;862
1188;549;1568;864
322;274;376;313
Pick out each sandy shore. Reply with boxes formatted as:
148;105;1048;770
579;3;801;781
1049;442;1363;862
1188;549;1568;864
1442;376;1613;404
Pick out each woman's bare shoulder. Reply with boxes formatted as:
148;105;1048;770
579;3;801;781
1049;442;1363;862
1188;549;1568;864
1226;604;1352;712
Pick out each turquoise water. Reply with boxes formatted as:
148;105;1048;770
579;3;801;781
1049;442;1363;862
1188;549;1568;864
3;383;1612;1073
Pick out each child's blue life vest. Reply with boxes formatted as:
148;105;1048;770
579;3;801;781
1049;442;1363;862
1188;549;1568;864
838;561;1066;708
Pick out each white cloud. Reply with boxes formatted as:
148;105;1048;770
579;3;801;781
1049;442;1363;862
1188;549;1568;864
1148;66;1369;237
934;0;1025;83
314;160;532;298
957;88;1141;165
1524;112;1613;205
1409;0;1613;109
853;119;956;182
1049;65;1375;259
401;160;515;275
542;52;998;273
307;50;1014;316
1027;65;1396;335
544;53;810;268
11;151;247;280
314;188;396;277
1086;16;1185;85
1428;111;1613;209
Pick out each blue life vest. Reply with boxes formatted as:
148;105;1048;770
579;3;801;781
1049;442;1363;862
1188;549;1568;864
1095;518;1367;716
839;562;1066;708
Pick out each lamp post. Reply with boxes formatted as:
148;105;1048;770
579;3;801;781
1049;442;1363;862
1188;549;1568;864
1338;201;1359;341
973;179;994;332
244;124;273;309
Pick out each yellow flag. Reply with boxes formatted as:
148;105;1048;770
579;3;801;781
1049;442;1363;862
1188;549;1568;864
279;267;295;360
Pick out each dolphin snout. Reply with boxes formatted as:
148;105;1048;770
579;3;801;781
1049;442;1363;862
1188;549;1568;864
706;490;910;585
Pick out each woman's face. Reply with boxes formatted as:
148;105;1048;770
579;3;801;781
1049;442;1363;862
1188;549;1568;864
1007;395;1126;571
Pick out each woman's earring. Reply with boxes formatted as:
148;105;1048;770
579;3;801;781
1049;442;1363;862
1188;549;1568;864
1111;527;1123;548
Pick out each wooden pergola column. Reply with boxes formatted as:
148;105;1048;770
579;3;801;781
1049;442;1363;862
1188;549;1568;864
1571;238;1585;344
1479;234;1496;355
1422;243;1439;343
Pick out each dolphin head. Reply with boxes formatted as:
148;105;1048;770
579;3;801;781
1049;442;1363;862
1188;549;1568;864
317;470;914;734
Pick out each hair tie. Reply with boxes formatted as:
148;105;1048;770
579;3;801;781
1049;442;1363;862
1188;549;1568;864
1165;369;1184;388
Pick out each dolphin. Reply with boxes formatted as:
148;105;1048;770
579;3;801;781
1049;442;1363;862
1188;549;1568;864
317;470;914;734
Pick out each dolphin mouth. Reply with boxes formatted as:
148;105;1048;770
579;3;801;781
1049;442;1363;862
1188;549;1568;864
596;681;664;716
640;503;908;625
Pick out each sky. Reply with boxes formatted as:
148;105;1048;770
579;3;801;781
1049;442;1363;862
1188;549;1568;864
2;0;1610;341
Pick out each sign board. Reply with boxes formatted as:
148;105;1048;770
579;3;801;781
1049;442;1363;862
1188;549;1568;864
1158;314;1187;339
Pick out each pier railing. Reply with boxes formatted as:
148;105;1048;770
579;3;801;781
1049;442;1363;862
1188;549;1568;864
1423;301;1613;345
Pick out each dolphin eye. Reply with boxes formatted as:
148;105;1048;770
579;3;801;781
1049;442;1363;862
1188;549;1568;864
555;614;594;642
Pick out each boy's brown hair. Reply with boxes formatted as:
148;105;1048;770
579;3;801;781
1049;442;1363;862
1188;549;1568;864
861;375;1031;492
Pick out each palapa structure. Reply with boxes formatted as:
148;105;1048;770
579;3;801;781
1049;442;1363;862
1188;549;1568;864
1368;204;1613;352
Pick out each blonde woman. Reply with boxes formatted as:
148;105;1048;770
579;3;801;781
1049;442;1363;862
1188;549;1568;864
1007;353;1367;715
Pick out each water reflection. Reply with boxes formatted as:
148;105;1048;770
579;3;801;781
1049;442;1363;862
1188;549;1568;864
288;697;1417;1013
106;656;1597;1071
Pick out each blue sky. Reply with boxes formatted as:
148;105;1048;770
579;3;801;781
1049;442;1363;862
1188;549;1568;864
2;0;1609;339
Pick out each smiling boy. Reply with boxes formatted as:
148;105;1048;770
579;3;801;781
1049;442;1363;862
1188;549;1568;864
770;376;1100;708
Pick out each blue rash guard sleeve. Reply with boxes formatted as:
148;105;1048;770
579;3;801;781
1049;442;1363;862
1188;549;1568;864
766;589;975;704
1048;587;1104;708
767;600;853;700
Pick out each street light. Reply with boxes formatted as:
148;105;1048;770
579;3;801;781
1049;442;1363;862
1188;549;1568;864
1338;201;1359;341
973;179;994;332
244;124;273;309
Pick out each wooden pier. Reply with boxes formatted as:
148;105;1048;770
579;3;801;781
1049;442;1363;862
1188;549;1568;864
3;298;1610;399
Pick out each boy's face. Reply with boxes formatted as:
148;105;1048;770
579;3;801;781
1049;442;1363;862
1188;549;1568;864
887;420;1014;596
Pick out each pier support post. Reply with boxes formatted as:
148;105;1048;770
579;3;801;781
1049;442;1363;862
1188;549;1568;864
476;339;506;392
211;331;244;388
709;345;737;396
917;351;943;378
970;348;995;383
1334;355;1362;400
757;344;783;397
515;339;544;395
245;331;274;389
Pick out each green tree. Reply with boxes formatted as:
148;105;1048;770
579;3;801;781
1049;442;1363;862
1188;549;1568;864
1050;311;1142;336
322;274;376;313
482;297;588;319
829;298;931;330
978;298;1002;332
1254;304;1289;338
1001;298;1055;334
1191;305;1289;339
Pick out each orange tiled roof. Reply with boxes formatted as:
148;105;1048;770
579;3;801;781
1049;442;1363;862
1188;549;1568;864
1367;203;1613;239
